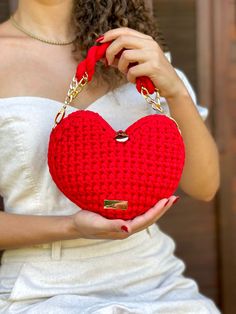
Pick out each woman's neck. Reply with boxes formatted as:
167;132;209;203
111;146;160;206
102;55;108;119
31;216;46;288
14;0;75;41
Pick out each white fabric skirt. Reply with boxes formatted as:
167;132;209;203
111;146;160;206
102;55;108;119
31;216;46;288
0;224;220;314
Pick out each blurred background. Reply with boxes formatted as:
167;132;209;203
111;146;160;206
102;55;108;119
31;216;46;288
0;0;236;313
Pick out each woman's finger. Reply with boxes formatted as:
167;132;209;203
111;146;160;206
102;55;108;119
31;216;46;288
128;198;168;232
126;61;159;84
147;196;178;224
129;196;178;233
101;27;152;43
117;49;147;74
92;217;128;234
151;195;177;221
105;35;152;65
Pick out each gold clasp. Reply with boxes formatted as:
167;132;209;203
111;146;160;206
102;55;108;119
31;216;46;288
115;130;129;142
141;87;163;112
54;72;89;127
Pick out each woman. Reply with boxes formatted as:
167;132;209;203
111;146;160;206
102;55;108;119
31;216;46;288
0;0;220;313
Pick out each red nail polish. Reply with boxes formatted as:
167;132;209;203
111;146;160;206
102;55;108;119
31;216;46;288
96;35;104;43
121;225;129;233
164;199;170;207
173;196;180;205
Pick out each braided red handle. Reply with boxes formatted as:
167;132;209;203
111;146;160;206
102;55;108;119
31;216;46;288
75;42;156;95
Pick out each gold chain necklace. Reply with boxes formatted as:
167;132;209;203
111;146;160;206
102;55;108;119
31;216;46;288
10;15;76;46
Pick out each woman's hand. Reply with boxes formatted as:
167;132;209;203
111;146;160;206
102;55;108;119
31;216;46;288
97;27;186;100
70;196;179;240
97;28;220;201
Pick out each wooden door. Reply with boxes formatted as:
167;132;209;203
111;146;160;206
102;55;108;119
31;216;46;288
212;0;236;312
153;0;236;312
152;0;219;305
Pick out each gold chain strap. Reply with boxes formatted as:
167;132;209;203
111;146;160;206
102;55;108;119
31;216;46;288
54;73;89;126
141;87;181;134
54;73;181;134
141;87;163;112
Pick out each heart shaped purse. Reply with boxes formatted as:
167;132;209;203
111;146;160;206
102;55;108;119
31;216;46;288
48;42;185;220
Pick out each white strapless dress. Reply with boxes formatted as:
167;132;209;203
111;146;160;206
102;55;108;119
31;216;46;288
0;70;219;313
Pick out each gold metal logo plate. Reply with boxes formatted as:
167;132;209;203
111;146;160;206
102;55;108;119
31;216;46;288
104;200;128;210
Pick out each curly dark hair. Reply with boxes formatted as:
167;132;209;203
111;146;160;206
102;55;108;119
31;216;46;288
72;0;168;89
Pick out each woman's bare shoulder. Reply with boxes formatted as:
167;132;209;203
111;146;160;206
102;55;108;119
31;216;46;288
0;19;11;35
0;20;28;97
0;21;11;50
0;20;25;50
0;21;17;63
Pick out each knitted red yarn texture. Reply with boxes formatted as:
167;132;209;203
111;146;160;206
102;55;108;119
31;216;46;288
48;43;185;220
48;112;185;220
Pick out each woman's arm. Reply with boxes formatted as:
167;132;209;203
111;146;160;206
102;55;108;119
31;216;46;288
166;90;220;201
0;211;77;250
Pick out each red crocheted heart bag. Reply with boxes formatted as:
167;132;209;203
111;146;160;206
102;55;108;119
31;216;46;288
48;42;185;220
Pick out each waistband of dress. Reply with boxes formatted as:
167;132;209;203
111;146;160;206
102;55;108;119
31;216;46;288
1;225;159;263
